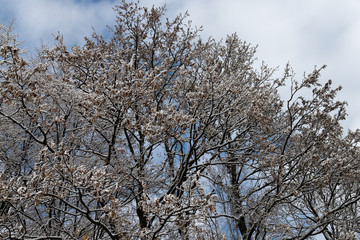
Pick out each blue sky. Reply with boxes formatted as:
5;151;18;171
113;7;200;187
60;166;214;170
0;0;117;49
1;0;359;132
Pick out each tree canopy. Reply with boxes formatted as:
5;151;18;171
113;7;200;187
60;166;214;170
0;1;359;239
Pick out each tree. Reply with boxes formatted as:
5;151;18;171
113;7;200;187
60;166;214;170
0;1;359;239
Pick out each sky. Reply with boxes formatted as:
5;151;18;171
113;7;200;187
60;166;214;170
0;0;359;132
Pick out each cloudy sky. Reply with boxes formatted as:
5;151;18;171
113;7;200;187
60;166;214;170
0;0;359;132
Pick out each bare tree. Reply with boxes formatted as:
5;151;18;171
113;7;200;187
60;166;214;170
0;1;359;239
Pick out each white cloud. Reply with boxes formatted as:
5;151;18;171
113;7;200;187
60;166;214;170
1;0;116;49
